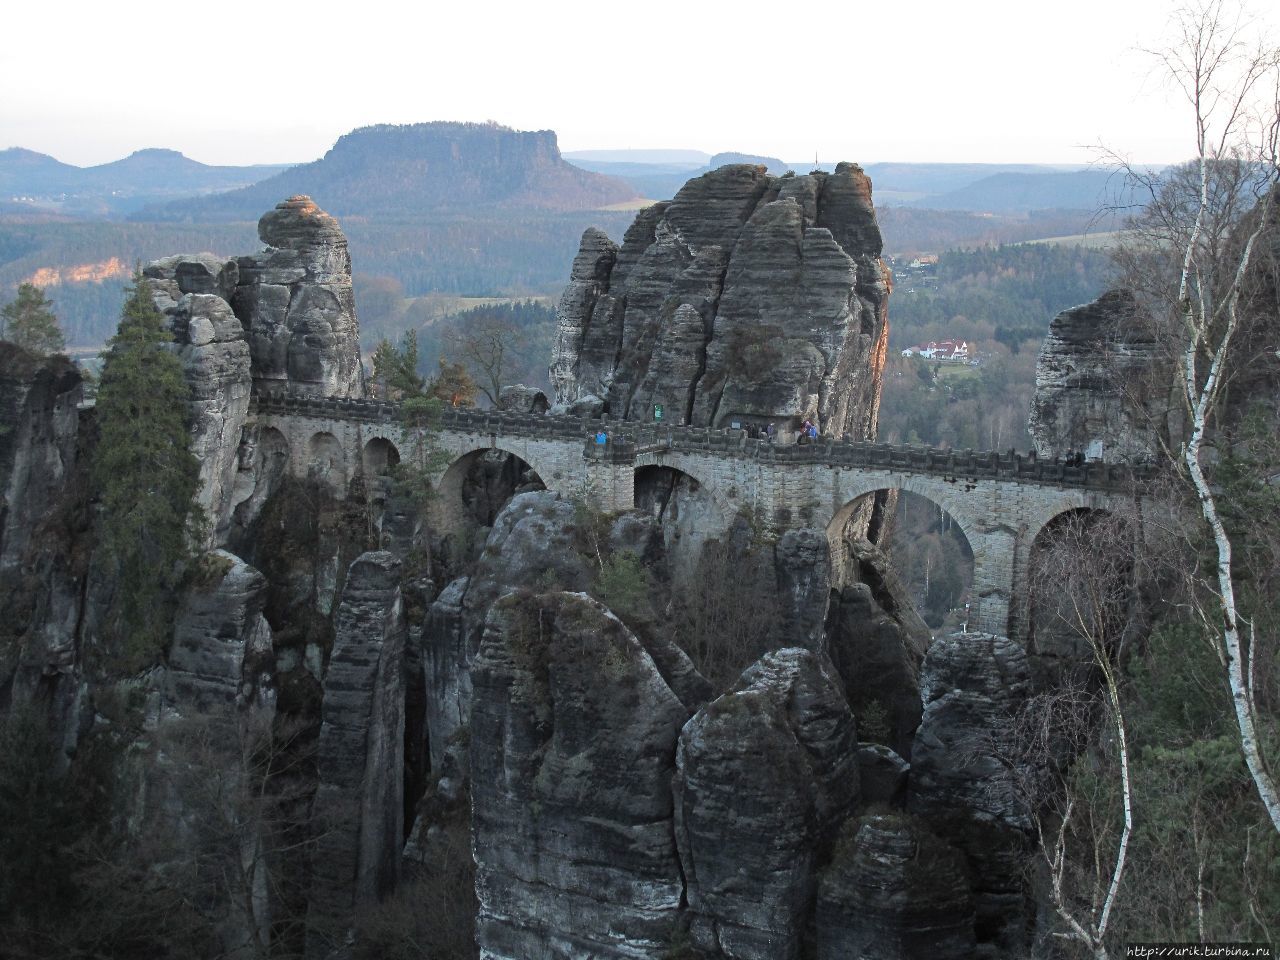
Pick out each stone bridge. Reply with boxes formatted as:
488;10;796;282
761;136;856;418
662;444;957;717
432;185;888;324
251;390;1151;639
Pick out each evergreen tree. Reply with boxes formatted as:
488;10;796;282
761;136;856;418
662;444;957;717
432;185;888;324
371;329;426;399
91;272;202;670
1;283;65;357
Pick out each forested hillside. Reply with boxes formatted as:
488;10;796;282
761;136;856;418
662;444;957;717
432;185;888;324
879;243;1114;450
0;213;634;346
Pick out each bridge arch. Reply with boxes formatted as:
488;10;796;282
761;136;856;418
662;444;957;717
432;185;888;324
428;444;553;542
821;471;1028;631
633;462;731;566
361;436;401;477
632;452;734;528
305;431;347;490
1021;503;1135;682
255;425;290;476
824;474;986;560
826;481;977;633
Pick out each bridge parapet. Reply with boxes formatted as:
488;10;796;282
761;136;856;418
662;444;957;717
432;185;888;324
249;387;1153;493
605;427;1153;492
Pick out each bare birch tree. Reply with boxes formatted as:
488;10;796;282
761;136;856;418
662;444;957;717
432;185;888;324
1017;509;1142;960
1113;0;1280;835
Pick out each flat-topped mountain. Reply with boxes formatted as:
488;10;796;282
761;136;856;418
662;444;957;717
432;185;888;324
141;122;640;222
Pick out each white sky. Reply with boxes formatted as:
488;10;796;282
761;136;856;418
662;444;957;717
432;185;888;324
2;0;1275;168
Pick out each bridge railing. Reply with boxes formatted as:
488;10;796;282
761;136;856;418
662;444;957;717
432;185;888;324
250;388;1154;491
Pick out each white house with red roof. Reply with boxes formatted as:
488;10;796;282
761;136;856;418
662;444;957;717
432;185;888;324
901;339;971;362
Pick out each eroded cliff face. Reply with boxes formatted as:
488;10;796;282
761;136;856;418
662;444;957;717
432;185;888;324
143;195;365;544
308;551;407;955
1029;288;1170;461
909;632;1034;952
675;648;859;960
144;256;253;545
233;196;364;399
471;591;689;959
549;163;891;437
0;345;90;753
0;344;82;574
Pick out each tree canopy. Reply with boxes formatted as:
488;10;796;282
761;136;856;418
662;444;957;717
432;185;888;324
1;283;65;357
91;272;202;670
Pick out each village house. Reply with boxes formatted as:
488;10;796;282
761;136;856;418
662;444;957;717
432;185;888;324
901;338;971;362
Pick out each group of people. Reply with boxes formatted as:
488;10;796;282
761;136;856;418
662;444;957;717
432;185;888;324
743;422;777;441
598;419;823;444
738;419;820;442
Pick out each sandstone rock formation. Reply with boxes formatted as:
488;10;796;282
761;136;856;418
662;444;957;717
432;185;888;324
0;343;82;574
908;631;1033;950
497;383;550;413
827;538;930;758
423;492;594;767
470;591;689;959
814;814;975;960
550;163;890;437
1029;288;1168;462
773;528;832;652
307;552;407;956
856;743;910;807
166;550;273;712
144;196;367;541
145;256;253;545
233;196;364;399
0;345;88;751
675;647;859;959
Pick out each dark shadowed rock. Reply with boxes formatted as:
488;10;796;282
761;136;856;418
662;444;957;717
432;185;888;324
1029;288;1168;462
0;345;87;751
675;647;859;959
422;492;594;767
826;538;929;758
232;196;364;398
550;163;890;440
166;551;272;711
0;344;81;575
774;528;831;652
815;813;975;960
908;631;1034;952
470;591;689;959
496;383;549;413
307;551;406;957
856;742;910;807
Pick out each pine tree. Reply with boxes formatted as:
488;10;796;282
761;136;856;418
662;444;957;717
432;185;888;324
91;272;202;670
371;329;426;399
1;283;65;357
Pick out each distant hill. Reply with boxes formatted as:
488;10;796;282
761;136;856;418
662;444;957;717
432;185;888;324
904;168;1142;213
706;152;788;173
562;149;709;166
565;157;1106;206
0;147;290;216
142;122;640;222
571;151;789;200
861;162;1085;198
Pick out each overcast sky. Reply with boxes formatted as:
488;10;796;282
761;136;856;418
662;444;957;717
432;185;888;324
3;0;1275;168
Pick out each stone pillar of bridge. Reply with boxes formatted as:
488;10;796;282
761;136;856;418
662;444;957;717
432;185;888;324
968;529;1017;638
583;439;636;513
